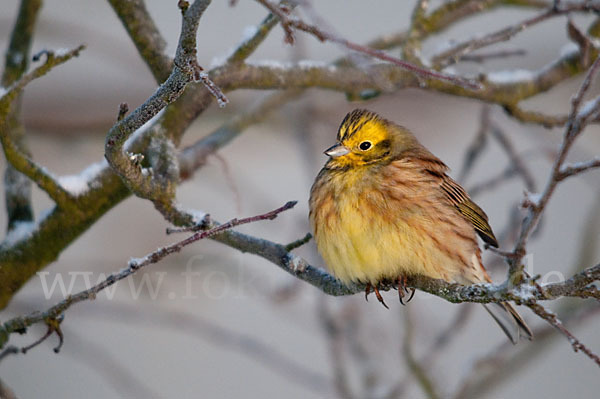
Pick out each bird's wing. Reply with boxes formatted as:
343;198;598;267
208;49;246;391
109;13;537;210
406;154;499;248
439;175;499;248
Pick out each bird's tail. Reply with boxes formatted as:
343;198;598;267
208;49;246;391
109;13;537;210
482;302;533;344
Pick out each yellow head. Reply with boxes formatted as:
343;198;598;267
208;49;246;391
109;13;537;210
324;109;420;169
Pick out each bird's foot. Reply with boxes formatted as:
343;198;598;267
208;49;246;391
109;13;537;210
397;275;415;305
364;282;389;309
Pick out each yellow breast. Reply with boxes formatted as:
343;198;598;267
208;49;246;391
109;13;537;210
309;167;460;285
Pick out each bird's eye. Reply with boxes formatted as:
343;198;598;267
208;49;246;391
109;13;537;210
359;141;372;151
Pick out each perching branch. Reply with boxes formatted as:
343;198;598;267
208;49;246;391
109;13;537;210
5;191;597;355
0;201;297;349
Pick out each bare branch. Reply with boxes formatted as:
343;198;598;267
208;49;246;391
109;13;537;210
1;46;85;208
402;308;441;399
502;104;568;127
284;232;313;251
459;106;490;183
255;0;481;90
107;0;172;82
317;301;355;399
509;55;600;281
454;303;600;398
468;165;521;197
226;11;281;64
209;43;592;106
431;3;600;68
104;0;222;226
528;303;600;367
459;49;527;63
489;123;536;191
557;157;600;180
178;90;302;179
21;317;64;354
1;0;42;230
0;202;296;349
0;346;19;363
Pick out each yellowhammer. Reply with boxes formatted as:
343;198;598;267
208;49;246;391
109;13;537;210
309;109;532;343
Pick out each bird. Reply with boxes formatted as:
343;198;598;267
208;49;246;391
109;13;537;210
309;108;532;344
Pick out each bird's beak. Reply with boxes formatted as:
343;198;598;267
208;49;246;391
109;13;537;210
324;143;350;158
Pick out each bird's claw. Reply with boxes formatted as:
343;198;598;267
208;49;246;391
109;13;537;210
364;282;389;309
397;275;415;305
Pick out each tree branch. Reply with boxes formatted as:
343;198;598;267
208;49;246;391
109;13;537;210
557;157;600;181
528;303;600;367
1;0;42;230
502;104;568;127
107;0;172;82
226;11;281;64
431;2;599;68
104;0;223;226
1;46;85;209
509;55;600;281
255;0;481;90
178;89;302;179
0;201;296;349
402;308;441;399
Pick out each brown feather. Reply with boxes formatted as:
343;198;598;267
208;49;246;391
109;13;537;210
402;152;499;248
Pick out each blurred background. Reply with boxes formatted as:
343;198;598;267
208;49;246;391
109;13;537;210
0;1;599;398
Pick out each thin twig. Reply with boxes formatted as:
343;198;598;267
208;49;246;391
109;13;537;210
0;46;84;207
460;49;527;64
178;90;302;179
317;300;355;399
557;157;600;180
0;346;19;362
459;106;490;183
21;317;64;354
454;303;600;398
402;308;441;399
107;0;172;82
284;233;312;251
226;11;280;64
131;201;296;269
489;123;536;191
509;55;600;280
432;3;600;67
255;0;481;90
0;202;296;349
528;303;600;367
502;104;568;128
468;165;519;197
